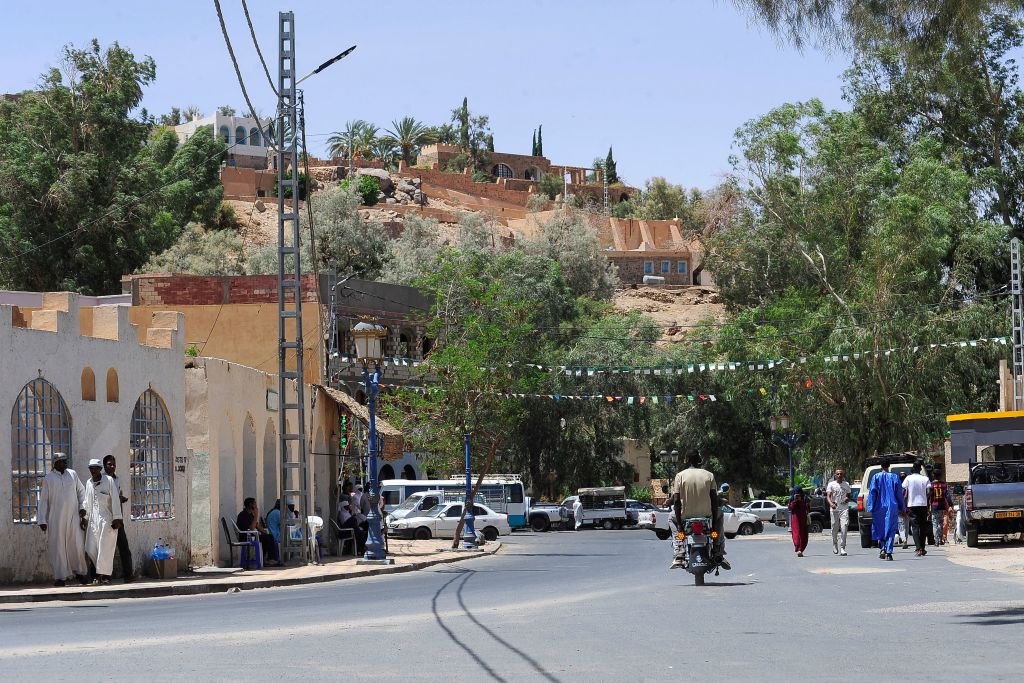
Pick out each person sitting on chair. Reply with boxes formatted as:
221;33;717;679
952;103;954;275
237;497;278;566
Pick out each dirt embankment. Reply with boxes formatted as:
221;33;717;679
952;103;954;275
613;286;725;341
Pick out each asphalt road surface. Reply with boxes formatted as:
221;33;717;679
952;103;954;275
4;526;1024;681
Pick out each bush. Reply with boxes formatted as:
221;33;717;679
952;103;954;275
273;169;308;200
628;485;652;503
212;202;239;230
471;169;493;183
538;172;563;200
526;193;549;212
357;175;381;206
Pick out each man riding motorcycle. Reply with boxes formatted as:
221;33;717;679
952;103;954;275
669;449;730;571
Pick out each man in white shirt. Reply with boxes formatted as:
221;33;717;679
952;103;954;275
826;468;852;556
902;461;932;557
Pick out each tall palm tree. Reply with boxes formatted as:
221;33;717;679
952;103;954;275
384;116;437;167
326;119;373;159
369;137;399;170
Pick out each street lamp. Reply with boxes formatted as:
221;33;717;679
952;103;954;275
659;449;680;479
462;425;476;550
770;414;807;492
352;317;392;564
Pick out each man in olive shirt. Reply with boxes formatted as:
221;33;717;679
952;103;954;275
670;449;729;570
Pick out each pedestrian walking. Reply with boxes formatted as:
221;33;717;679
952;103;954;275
788;487;809;557
37;452;89;587
102;455;134;582
868;462;906;560
929;468;954;545
83;458;123;584
896;471;909;548
826;468;852;556
902;461;931;557
572;497;584;531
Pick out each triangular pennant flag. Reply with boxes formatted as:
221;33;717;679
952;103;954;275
627;396;634;405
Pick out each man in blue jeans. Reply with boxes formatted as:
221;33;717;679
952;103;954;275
929;469;954;545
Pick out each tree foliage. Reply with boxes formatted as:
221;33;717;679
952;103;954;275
0;40;226;294
140;223;247;276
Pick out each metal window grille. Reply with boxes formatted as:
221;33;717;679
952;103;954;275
11;378;72;524
130;390;173;520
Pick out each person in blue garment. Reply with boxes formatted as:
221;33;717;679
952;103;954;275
868;462;906;560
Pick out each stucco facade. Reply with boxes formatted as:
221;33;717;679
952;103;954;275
174;113;271;170
0;294;188;583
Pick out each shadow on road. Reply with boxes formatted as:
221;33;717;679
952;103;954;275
431;568;562;682
958;606;1024;626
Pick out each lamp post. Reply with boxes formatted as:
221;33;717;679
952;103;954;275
462;427;476;550
770;415;807;492
352;318;392;564
659;449;680;479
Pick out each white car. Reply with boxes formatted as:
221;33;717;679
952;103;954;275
388;502;511;541
638;504;763;539
738;499;788;523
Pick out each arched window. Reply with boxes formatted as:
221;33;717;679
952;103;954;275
402;464;416;480
249;127;261;147
380;464;395;481
492;163;513;179
235;126;247;145
130;389;174;520
219;125;230;144
11;378;72;523
524;167;540;181
81;368;96;401
106;368;119;403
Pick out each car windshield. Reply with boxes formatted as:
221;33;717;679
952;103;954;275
865;465;914;489
722;504;734;513
394;496;428;512
422;505;448;518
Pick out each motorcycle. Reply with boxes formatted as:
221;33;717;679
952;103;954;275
679;516;721;586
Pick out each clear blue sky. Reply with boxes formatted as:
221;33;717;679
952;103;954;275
2;0;848;190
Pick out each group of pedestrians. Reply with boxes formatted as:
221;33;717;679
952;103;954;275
37;453;134;586
869;460;954;560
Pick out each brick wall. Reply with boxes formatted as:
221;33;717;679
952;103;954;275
126;275;321;306
611;255;692;286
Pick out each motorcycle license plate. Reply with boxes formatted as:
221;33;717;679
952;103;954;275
994;511;1022;519
689;534;707;543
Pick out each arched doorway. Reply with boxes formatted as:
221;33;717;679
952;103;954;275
380;464;395;481
401;464;416;480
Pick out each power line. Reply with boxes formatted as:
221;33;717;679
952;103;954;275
241;0;278;97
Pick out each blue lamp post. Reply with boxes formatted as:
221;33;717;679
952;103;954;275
770;415;807;492
462;428;476;549
353;319;393;565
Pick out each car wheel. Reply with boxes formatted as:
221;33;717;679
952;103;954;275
414;527;431;540
966;527;979;548
530;516;550;533
655;529;671;540
809;520;823;534
738;523;755;536
725;533;736;540
602;519;614;530
483;526;499;542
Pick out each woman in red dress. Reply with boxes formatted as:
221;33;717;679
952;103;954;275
788;486;809;557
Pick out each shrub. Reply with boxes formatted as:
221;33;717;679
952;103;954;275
185;344;199;357
471;169;493;183
357;175;381;206
538;172;563;200
628;485;652;503
273;169;308;200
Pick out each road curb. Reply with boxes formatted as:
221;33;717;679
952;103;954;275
0;541;501;605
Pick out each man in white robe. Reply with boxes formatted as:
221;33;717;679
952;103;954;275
37;452;88;586
83;458;123;583
573;498;584;530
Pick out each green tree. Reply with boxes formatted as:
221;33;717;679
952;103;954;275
523;208;619;299
0;39;224;294
538;172;563;200
605;146;619;183
456;97;470;148
140;223;247;276
634;177;702;221
217;105;236;116
537;124;543;156
384;116;437;168
380;214;442;285
326;119;373;159
532;129;537;156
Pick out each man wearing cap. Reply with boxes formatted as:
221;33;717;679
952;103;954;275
84;458;123;584
38;452;89;586
103;455;134;581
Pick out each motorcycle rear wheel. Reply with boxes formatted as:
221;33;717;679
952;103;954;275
694;572;705;586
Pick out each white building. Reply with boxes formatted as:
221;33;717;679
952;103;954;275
174;113;272;170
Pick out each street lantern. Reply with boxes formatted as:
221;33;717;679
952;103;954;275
352;319;386;363
770;414;806;492
353;317;391;565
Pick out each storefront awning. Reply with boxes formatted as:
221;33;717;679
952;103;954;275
316;385;405;460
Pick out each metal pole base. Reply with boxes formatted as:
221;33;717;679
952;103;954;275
356;558;395;566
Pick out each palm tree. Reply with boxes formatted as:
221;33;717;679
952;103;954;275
183;105;204;122
326;119;373;159
369;137;399;170
384;116;437;167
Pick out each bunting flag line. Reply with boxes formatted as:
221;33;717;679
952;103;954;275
330;335;1008;377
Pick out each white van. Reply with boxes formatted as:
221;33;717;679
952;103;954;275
385;490;445;525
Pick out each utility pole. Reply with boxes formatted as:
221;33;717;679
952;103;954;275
276;10;310;565
1012;237;1023;409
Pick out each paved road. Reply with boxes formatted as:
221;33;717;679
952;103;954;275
4;526;1024;681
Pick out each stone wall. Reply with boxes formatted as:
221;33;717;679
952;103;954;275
609;254;692;286
125;274;321;306
0;294;189;583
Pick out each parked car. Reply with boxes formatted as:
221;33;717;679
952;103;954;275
526;497;568;532
387;502;510;541
625;499;657;526
857;453;918;548
848;485;860;530
637;504;763;540
738;499;788;523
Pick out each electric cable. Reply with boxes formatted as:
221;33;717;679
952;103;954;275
241;0;278;96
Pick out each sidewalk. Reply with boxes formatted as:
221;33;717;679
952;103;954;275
0;539;500;605
945;535;1024;577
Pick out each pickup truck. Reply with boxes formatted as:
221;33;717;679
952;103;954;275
963;460;1024;547
525;498;568;532
562;487;630;530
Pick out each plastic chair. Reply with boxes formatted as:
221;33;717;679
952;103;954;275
226;517;263;569
330;518;357;556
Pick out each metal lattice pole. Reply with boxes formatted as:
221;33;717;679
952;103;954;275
277;10;309;564
1011;237;1024;410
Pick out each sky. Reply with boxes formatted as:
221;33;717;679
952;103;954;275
1;0;849;190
